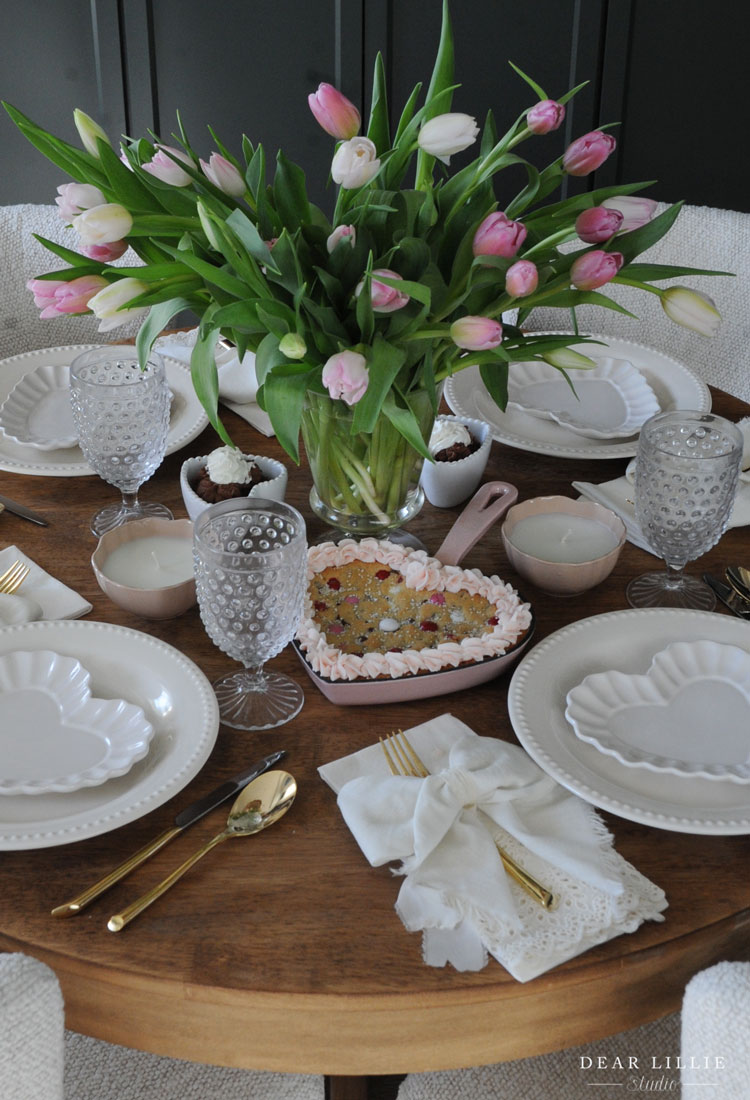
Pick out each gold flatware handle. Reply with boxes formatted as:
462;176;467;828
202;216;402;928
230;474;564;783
495;843;556;910
107;831;227;932
50;827;182;918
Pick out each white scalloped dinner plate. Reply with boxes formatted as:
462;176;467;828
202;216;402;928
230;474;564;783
446;334;711;459
506;355;661;439
508;609;750;834
0;346;209;476
0;620;219;849
0;649;154;795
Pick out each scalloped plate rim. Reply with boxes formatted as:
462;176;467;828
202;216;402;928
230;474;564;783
0;648;155;795
506;355;661;439
564;640;750;782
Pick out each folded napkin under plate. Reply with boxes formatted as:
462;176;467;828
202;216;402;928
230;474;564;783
154;329;273;437
575;416;750;556
0;545;91;622
319;714;666;981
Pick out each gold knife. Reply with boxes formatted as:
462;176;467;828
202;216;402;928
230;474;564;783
51;751;285;917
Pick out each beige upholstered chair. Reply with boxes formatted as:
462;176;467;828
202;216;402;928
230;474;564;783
0;952;323;1099
524;203;750;402
0;204;142;361
397;960;750;1099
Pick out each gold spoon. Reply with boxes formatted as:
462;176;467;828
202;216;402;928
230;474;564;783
107;770;296;932
726;565;750;604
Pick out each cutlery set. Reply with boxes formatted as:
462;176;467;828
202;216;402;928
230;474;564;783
52;751;291;929
703;565;750;619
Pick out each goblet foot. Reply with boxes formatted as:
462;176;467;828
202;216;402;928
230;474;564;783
90;500;173;537
212;669;304;730
626;570;716;611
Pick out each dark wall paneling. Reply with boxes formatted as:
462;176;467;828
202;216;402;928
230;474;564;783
1;0;126;204
139;0;355;212
610;0;749;211
1;0;748;212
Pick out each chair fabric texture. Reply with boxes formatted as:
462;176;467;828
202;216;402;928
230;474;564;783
681;960;750;1097
0;203;142;361
1;951;323;1099
525;203;750;401
0;952;65;1100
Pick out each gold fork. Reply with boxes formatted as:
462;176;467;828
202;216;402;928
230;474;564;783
0;560;30;594
380;729;557;910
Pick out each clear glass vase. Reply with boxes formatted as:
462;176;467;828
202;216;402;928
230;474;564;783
300;388;438;537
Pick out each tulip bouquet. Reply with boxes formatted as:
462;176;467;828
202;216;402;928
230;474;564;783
4;1;723;531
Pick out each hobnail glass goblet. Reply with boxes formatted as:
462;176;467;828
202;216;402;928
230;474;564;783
193;497;307;730
626;410;743;610
69;346;173;536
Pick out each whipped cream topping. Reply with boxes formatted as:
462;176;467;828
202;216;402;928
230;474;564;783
429;418;472;457
296;538;532;682
205;446;255;485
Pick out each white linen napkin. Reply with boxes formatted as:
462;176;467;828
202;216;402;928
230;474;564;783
0;545;91;620
574;416;750;556
154;329;274;436
319;714;666;982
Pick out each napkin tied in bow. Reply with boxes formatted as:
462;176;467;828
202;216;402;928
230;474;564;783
329;715;666;980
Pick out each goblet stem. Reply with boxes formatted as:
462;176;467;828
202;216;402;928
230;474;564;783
211;666;304;731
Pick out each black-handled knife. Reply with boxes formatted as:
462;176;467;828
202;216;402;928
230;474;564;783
0;493;49;526
703;573;750;620
50;750;286;917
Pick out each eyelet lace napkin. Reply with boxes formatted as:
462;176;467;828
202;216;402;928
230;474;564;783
573;416;750;554
319;714;666;981
154;329;273;436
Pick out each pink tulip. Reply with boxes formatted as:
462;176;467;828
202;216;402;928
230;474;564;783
142;145;194;186
575;206;623;244
308;84;361;140
356;269;410;313
27;275;107;318
450;316;503;351
505;260;539;298
562;131;616;176
326;224;356;253
200;153;246;197
602;195;658;232
55;182;106;218
321;350;369;405
472;212;527;259
51;274;109;314
26;278;67;317
570;250;624;291
80;240;128;262
527;99;565;135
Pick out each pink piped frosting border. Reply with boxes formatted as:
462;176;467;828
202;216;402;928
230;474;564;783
295;538;532;683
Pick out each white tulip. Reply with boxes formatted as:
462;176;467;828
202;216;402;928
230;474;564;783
73;203;133;246
331;137;381;189
417;113;479;164
661;286;721;337
87;278;150;332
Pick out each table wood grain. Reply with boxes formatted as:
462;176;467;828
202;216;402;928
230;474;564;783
1;383;749;1080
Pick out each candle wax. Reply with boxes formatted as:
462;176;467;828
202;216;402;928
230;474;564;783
507;513;619;563
103;536;194;589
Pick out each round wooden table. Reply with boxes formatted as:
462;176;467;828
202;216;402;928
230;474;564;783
1;382;749;1096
